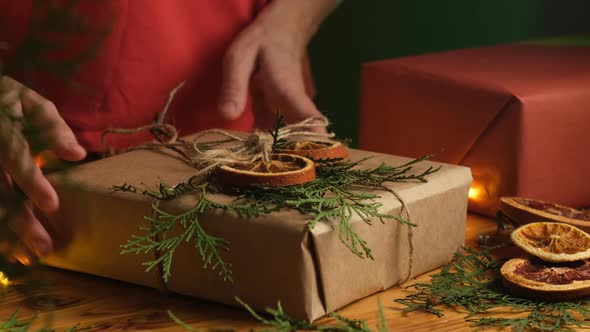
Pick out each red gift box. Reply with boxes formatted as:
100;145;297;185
359;43;590;216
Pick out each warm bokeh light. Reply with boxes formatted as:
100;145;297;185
468;186;481;200
34;154;47;168
14;255;31;267
0;271;10;287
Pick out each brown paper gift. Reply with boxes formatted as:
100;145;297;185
44;135;471;321
359;43;590;216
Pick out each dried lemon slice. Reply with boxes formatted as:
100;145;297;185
217;154;315;187
511;222;590;262
279;141;348;160
501;257;590;300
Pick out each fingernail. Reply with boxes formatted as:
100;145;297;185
220;101;237;119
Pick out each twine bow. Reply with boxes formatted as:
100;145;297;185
187;116;335;177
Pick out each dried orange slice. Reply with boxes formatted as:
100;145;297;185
499;197;590;233
279;140;348;160
511;222;590;262
501;257;590;300
217;154;315;187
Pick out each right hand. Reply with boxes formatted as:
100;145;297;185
0;76;86;263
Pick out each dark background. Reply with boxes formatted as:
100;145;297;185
308;1;590;145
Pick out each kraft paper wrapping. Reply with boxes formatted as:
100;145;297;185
44;136;471;321
359;43;590;216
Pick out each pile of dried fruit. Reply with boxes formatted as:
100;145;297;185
501;221;590;300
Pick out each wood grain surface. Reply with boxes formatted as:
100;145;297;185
0;214;502;331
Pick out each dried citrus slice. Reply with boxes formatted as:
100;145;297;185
501;257;590;300
499;197;590;233
279;140;348;160
511;222;590;262
217;154;315;187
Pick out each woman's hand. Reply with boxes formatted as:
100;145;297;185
218;0;338;129
0;76;86;262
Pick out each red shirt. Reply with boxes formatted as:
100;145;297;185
0;0;266;151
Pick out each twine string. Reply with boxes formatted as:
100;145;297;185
102;82;416;287
100;81;185;154
382;185;415;284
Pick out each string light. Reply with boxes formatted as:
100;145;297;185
468;185;481;200
0;271;10;287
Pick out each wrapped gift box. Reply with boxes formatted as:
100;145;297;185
44;134;471;320
359;43;590;216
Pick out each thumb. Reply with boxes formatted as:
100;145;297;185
218;41;258;121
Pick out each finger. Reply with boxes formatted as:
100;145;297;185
251;74;276;130
20;88;86;161
0;80;60;213
261;65;324;127
218;36;260;120
11;204;53;257
301;54;316;99
0;86;22;114
0;134;59;213
277;81;321;122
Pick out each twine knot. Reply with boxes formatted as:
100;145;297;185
188;116;334;175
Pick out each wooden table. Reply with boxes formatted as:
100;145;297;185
0;214;498;331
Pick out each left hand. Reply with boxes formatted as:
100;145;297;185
218;0;338;129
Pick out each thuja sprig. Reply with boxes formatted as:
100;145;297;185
117;156;438;281
269;111;286;153
235;297;389;332
111;175;201;200
232;157;438;259
120;185;233;282
395;247;590;332
119;182;279;282
0;310;89;332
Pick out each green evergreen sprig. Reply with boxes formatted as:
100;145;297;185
121;185;223;282
269;112;286;153
235;297;389;332
115;156;439;282
395;247;590;331
0;310;89;332
112;175;202;201
167;298;389;332
229;158;439;259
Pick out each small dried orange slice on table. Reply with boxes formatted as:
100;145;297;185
279;140;348;160
217;154;315;187
499;197;590;232
501;257;590;300
511;222;590;263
